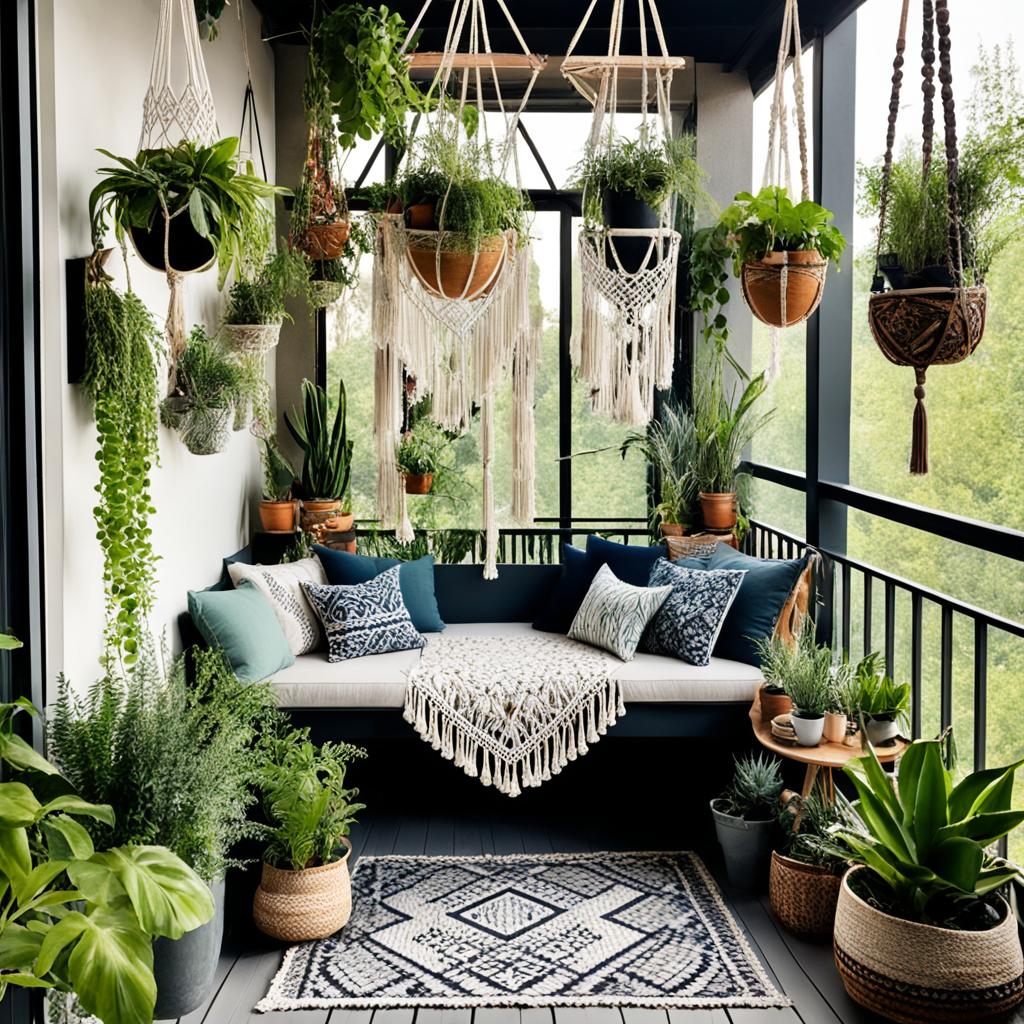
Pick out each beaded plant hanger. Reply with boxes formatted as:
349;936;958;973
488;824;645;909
561;0;685;427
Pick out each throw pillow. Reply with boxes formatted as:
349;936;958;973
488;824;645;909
645;558;747;666
187;581;294;683
531;544;588;634
314;547;445;633
227;556;326;656
707;545;811;666
585;534;666;586
302;566;425;663
568;564;672;662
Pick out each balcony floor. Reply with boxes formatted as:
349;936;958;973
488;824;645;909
152;808;939;1024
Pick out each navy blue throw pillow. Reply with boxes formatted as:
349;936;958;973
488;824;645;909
706;544;810;666
313;546;445;633
584;535;666;587
532;544;589;634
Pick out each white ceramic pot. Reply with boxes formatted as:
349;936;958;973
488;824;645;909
791;711;825;747
865;715;899;746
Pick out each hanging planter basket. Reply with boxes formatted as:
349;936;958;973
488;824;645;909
868;286;987;367
222;322;282;356
404;473;434;495
741;250;827;328
130;212;216;275
181;405;233;455
405;231;509;302
297;221;351;262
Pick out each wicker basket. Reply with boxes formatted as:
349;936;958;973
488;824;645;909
181;406;232;456
253;840;353;942
741;250;827;328
406;232;507;301
665;535;720;560
834;866;1024;1023
769;851;841;939
222;322;282;356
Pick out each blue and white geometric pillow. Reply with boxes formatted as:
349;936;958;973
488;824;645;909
568;563;673;661
302;566;424;663
643;558;746;666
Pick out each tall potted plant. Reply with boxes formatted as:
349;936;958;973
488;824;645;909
259;438;298;532
829;733;1024;1023
285;378;354;533
253;728;366;942
47;645;277;1019
710;753;783;887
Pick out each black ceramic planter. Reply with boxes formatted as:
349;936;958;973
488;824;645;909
152;879;225;1019
130;214;216;274
601;191;661;273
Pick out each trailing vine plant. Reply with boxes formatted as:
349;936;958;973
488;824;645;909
81;251;162;666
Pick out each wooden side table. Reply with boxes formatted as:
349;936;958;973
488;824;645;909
749;692;907;800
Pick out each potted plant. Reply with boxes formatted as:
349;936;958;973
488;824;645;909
779;634;842;747
572;133;710;273
260;438;298;532
753;635;797;725
285;378;354;533
855;651;910;746
89;136;285;283
162;326;242;455
827;661;861;745
223;247;307;354
710;752;783;887
253;727;366;942
692;350;773;532
718;185;846;328
829;733;1024;1023
396;419;451;495
769;791;846;939
47;645;277;1019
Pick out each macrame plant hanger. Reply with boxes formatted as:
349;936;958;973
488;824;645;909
867;0;987;475
371;0;544;578
747;0;828;382
561;0;684;427
138;0;219;381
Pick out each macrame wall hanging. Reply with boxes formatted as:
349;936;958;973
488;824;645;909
867;0;986;475
371;0;543;578
136;0;219;376
561;0;685;427
747;0;826;379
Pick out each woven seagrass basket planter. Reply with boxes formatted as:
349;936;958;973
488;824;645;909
406;232;507;301
181;405;232;456
253;840;353;942
222;322;282;356
769;851;841;940
741;249;827;328
834;867;1024;1023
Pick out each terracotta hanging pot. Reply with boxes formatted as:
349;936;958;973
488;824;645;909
406;232;507;302
298;222;350;261
699;491;737;530
404;202;436;230
404;473;434;495
741;250;827;328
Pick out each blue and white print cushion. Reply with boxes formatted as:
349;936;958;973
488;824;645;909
227;556;326;656
301;566;425;663
568;563;672;662
644;558;747;666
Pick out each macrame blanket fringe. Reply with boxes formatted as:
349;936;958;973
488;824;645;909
403;635;624;798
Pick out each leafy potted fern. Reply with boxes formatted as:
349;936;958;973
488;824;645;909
259;438;298;532
710;753;783;887
254;728;366;942
855;651;910;746
284;378;354;533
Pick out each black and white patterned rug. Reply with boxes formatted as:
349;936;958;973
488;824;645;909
256;851;790;1011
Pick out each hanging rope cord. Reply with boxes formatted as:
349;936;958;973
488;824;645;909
761;0;809;201
237;0;268;181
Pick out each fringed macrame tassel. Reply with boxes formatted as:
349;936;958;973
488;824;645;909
910;367;928;475
481;390;498;580
511;318;538;525
766;326;782;383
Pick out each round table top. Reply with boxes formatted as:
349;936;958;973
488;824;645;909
749;694;907;768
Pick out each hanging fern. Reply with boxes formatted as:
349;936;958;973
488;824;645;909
82;266;162;666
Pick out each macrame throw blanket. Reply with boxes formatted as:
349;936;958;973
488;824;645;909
403;635;624;798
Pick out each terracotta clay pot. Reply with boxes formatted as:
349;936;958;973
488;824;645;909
660;523;685;538
741;249;827;328
699;491;737;531
406;233;506;301
259;500;296;533
405;202;436;229
300;499;342;534
321;512;355;533
824;711;848;744
404;473;434;495
769;851;841;940
760;687;794;725
253;840;352;943
298;221;350;261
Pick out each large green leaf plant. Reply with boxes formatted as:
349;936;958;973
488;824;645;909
829;732;1024;928
284;379;352;503
0;698;212;1023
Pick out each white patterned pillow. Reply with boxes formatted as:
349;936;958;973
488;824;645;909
227;557;326;656
302;566;424;663
568;564;672;662
644;558;746;666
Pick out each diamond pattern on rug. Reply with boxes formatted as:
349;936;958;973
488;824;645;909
257;852;791;1011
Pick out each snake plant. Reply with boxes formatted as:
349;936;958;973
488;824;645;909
284;379;352;501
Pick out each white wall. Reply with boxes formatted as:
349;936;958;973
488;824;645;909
35;0;276;687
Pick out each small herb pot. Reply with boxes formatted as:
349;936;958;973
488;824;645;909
710;798;776;888
823;711;848;744
865;714;899;747
791;710;825;747
760;686;794;725
659;522;685;538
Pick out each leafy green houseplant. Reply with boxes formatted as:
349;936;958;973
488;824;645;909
775;633;845;748
82;256;161;668
396;421;448;494
259;439;298;533
162;326;242;455
854;651;910;746
0;698;213;1024
285;379;354;529
89;137;285;287
829;734;1024;1019
253;727;366;942
711;753;783;887
224;247;307;328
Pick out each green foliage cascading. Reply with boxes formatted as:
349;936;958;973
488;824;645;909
82;272;161;666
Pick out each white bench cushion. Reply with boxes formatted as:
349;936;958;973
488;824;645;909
269;621;763;708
